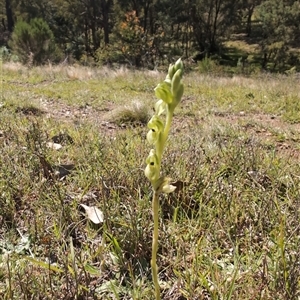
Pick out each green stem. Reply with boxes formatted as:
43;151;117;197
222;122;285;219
151;108;174;299
151;191;161;300
163;107;174;146
157;108;174;168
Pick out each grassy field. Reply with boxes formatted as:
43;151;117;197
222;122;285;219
1;62;300;299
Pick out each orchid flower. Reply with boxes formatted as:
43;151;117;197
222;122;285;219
144;58;184;300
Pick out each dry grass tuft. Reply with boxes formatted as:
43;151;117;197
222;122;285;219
3;61;26;72
65;65;97;80
104;99;152;126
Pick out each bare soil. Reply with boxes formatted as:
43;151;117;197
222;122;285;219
32;95;300;162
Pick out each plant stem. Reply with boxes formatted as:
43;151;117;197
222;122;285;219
151;191;161;300
151;109;174;299
163;108;174;145
157;109;174;168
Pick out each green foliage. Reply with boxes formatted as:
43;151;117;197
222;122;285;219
0;46;19;62
0;47;11;62
257;0;300;70
197;55;222;74
2;0;300;70
94;44;123;66
9;18;56;65
95;11;146;67
116;11;145;66
190;0;241;54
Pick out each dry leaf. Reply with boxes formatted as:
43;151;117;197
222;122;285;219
37;154;75;180
55;164;75;178
47;142;63;150
80;204;104;224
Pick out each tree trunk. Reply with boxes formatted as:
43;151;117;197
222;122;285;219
246;5;254;36
5;0;14;32
210;0;221;54
91;0;100;50
101;0;112;45
149;4;155;34
84;18;90;54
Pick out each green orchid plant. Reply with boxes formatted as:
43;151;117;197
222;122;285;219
145;58;184;299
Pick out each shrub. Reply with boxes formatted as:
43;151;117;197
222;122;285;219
197;55;222;74
0;46;11;62
9;18;56;65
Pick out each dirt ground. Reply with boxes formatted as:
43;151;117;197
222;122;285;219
29;94;300;162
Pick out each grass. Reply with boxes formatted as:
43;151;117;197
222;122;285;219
104;100;152;126
1;61;300;299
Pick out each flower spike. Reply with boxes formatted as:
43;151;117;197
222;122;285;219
145;58;184;300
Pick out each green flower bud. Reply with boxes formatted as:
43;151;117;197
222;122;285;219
168;64;176;79
174;58;184;73
154;100;166;116
171;69;183;96
145;149;160;183
164;75;172;86
154;82;173;104
171;83;184;109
